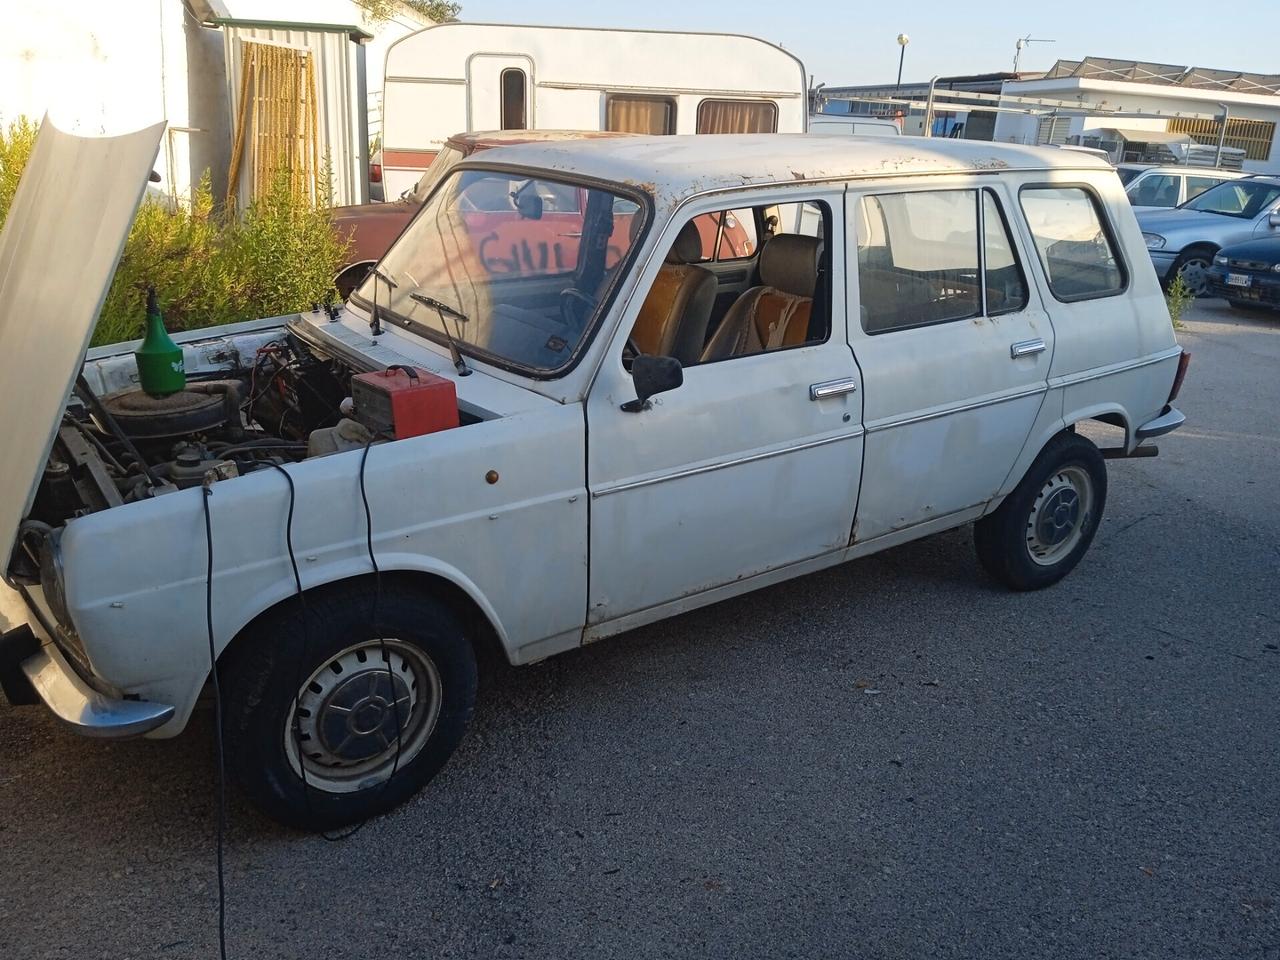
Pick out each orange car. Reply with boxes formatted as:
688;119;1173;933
334;130;754;297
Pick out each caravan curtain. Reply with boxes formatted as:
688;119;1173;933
606;97;675;135
696;100;779;134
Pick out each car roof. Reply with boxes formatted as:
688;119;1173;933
459;134;1114;202
446;130;639;152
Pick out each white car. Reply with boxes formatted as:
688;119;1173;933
1118;163;1246;213
0;125;1189;830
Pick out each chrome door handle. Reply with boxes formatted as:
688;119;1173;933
809;378;859;401
1010;338;1046;359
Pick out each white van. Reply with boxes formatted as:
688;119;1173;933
808;114;901;136
3;128;1188;830
380;23;809;196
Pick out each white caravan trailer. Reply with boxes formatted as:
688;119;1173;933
381;23;808;197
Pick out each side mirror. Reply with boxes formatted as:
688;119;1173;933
510;183;544;220
621;354;683;412
1269;211;1280;228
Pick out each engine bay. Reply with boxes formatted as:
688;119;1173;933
9;325;466;586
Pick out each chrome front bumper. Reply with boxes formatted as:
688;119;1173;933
0;622;174;738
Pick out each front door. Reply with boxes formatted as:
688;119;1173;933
585;191;863;626
466;55;533;132
847;182;1052;542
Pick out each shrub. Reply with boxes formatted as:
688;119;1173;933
1165;274;1193;330
0;116;40;226
0;116;348;347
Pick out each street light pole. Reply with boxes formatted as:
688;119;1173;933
896;33;910;91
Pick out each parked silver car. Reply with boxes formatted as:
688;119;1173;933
1136;177;1280;295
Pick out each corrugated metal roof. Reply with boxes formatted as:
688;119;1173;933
212;17;373;42
1044;57;1280;95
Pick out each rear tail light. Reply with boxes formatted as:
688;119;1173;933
370;162;383;183
1167;350;1190;403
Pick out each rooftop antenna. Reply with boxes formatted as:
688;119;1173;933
1013;35;1055;74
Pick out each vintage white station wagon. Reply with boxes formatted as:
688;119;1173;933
0;124;1188;829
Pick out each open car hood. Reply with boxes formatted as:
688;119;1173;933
0;116;165;567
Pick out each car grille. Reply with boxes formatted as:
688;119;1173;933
1226;258;1274;272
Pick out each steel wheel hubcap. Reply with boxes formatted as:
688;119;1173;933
1177;258;1208;296
285;639;442;793
1026;466;1093;566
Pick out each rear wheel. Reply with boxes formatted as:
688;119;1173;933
974;432;1107;591
221;582;477;831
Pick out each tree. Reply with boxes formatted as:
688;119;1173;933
355;0;461;23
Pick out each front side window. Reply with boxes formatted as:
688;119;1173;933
606;95;676;135
355;169;643;375
692;208;758;262
1020;186;1124;301
696;99;779;134
1185;176;1225;201
1128;174;1180;207
1182;180;1280;219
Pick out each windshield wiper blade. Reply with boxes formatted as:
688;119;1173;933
409;291;472;377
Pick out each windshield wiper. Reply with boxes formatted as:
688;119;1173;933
369;266;398;336
409;292;472;377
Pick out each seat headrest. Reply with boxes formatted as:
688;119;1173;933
665;220;704;265
759;234;821;298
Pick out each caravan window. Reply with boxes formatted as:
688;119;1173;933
606;96;676;135
697;100;779;134
500;69;527;130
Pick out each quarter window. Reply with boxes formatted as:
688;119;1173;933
606;95;676;135
983;191;1029;316
696;99;779;134
1020;187;1125;301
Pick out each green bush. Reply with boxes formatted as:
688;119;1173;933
0;116;39;226
1165;273;1193;330
0;117;349;347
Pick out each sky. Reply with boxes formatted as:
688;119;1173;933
456;0;1279;87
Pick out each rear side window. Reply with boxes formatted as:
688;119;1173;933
697;99;779;134
692;208;758;262
606;95;676;135
1128;174;1179;207
857;190;981;333
983;191;1029;316
1019;187;1125;301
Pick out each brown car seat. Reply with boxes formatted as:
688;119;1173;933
700;234;821;362
629;221;717;365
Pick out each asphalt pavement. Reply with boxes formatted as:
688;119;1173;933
1;298;1277;960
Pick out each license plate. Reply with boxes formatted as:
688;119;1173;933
1226;273;1252;288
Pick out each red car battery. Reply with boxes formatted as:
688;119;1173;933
350;366;459;439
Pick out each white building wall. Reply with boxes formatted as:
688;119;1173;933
0;0;427;201
992;77;1280;174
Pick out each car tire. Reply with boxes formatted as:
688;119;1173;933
974;432;1108;592
220;582;477;832
1169;249;1214;297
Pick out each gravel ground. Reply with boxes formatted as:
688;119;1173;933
1;299;1277;960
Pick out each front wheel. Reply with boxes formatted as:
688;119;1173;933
1169;250;1213;297
221;583;477;831
974;432;1107;591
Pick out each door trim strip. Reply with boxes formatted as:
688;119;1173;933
1047;347;1182;389
864;385;1047;434
591;430;865;499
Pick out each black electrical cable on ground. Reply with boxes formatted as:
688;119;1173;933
200;484;228;960
269;441;402;844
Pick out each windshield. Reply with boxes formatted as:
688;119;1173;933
1181;179;1280;219
407;145;465;204
354;168;643;374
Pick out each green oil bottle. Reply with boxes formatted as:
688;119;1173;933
135;287;186;397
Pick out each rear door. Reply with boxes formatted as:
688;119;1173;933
847;181;1052;542
466;55;533;132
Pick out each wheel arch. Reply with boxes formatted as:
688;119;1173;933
219;562;514;675
993;402;1124;509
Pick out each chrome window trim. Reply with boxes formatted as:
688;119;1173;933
591;430;865;499
864;384;1047;435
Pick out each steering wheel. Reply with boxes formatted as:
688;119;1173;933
559;287;596;329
